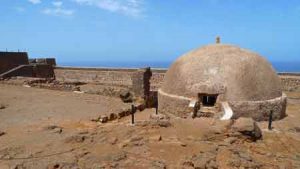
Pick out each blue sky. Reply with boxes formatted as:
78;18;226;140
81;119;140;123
1;0;300;64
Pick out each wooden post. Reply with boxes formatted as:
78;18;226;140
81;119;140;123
268;110;273;130
131;105;135;125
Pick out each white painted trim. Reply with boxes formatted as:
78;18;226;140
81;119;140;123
158;89;193;101
220;102;233;120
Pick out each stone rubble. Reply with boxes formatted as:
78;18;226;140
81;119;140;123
119;90;134;103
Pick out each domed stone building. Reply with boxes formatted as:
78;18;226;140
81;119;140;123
158;44;287;121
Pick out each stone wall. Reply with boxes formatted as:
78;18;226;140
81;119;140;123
54;67;300;92
132;67;152;98
54;67;136;88
229;94;287;121
0;52;29;74
158;89;193;118
150;70;166;91
278;73;300;92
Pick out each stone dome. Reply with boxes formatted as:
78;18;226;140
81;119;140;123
161;44;282;101
158;44;286;121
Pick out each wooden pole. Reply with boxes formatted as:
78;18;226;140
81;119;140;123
131;105;135;124
268;110;273;130
155;102;158;115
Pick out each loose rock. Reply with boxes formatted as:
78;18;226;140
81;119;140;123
109;113;118;121
106;151;127;162
181;148;218;169
99;115;108;123
150;113;169;120
43;125;63;134
231;117;262;140
151;160;167;169
0;131;6;137
109;137;118;145
150;135;162;142
289;126;300;133
157;120;171;128
216;148;262;168
0;104;6;109
65;135;86;143
224;137;237;144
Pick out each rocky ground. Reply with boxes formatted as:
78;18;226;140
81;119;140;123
0;83;300;169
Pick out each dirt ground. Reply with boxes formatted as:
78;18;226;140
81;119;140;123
0;84;300;169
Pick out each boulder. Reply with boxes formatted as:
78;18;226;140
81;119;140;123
231;117;262;140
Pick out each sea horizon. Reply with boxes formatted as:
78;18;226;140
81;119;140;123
57;60;300;73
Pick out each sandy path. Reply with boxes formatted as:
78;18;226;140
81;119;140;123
0;84;125;129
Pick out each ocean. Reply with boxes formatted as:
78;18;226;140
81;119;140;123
58;60;300;72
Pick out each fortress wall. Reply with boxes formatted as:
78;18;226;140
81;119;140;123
0;65;34;78
278;74;300;92
34;64;55;78
0;52;29;74
54;67;300;92
54;67;137;87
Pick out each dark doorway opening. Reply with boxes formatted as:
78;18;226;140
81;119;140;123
199;94;218;107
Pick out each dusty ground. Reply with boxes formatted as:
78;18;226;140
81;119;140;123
0;84;300;169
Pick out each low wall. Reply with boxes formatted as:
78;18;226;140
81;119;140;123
54;67;300;92
229;94;287;121
158;89;193;118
